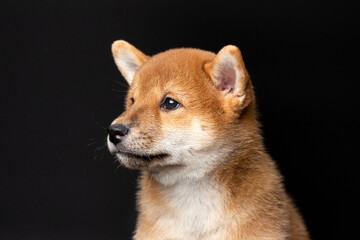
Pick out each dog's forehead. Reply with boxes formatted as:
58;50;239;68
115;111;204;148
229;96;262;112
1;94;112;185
132;49;215;91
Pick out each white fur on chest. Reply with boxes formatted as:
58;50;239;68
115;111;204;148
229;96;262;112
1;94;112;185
141;178;228;240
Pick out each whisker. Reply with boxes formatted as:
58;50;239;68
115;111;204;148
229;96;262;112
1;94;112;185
87;142;97;147
95;145;106;152
93;121;107;130
114;162;122;173
112;80;129;88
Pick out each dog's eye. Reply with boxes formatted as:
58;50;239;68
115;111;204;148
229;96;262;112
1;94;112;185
130;98;135;104
161;98;180;111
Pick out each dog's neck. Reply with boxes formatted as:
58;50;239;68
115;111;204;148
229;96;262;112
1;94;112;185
138;170;229;238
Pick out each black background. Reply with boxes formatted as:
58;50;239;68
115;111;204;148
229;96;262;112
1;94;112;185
1;0;358;239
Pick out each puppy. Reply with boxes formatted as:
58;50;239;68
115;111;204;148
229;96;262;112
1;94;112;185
107;40;310;240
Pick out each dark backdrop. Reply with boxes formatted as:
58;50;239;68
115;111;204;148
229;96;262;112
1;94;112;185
1;0;358;239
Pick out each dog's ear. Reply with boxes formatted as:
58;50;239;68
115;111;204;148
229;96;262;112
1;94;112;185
112;40;149;85
204;45;251;110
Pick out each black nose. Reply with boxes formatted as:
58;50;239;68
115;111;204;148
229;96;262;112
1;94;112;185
107;124;129;144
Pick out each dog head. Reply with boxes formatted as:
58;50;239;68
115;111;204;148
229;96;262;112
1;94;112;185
107;40;256;185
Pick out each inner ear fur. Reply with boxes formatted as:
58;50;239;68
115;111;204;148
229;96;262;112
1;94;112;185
112;40;149;85
204;45;252;111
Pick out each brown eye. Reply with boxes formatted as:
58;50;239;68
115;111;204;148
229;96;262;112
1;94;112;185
161;98;180;111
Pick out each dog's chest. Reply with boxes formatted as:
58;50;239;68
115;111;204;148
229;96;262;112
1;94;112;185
142;179;228;239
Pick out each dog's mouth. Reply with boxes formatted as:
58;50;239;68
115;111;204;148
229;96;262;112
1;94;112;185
116;151;170;162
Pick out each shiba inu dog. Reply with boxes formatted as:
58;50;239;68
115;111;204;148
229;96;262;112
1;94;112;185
107;40;310;240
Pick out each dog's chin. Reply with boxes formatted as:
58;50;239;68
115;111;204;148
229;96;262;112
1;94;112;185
115;151;170;170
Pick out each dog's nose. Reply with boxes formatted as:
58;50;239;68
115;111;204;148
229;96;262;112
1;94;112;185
107;124;129;144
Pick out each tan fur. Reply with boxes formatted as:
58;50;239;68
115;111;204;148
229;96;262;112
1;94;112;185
108;40;310;239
